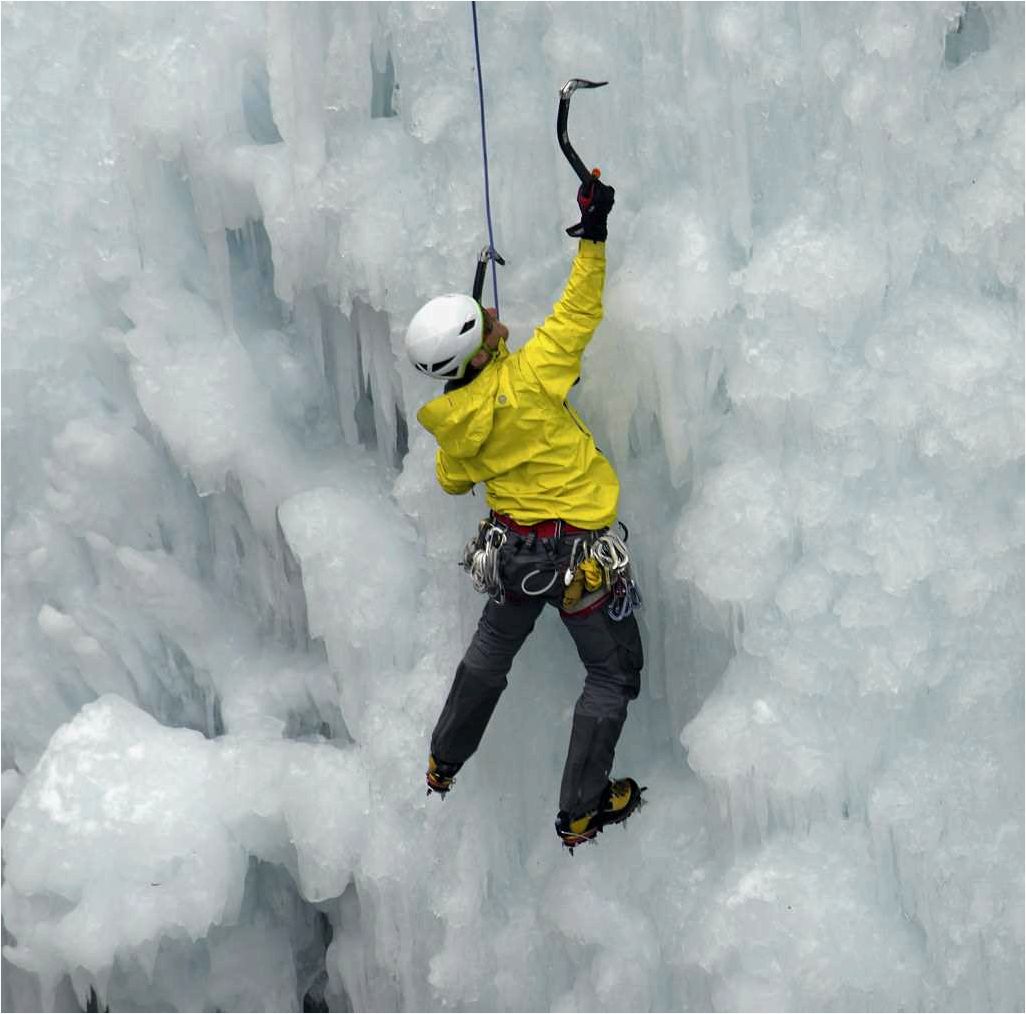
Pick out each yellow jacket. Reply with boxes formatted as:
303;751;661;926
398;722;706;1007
416;240;619;529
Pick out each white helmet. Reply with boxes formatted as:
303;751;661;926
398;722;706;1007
405;294;484;381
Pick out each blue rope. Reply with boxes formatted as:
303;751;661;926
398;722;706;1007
470;1;500;316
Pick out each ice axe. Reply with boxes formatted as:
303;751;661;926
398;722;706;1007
557;78;607;234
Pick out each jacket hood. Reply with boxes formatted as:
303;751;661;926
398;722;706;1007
416;341;508;459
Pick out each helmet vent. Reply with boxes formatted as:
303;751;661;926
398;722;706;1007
459;318;477;335
431;356;457;372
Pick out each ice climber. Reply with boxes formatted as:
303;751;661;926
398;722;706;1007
404;178;644;850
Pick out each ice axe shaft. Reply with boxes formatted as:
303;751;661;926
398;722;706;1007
557;78;607;185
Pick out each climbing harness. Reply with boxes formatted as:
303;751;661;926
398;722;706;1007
470;2;501;315
460;514;641;621
557;78;608;235
512;524;562;599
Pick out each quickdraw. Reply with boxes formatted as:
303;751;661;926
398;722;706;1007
470;1;502;313
472;245;506;303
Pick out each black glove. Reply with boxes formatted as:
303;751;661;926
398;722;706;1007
566;177;615;242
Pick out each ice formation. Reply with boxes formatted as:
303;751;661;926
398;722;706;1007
2;3;1022;1012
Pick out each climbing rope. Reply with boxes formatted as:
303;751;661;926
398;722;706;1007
470;1;500;316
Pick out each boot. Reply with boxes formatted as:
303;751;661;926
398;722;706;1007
555;777;644;850
426;754;462;796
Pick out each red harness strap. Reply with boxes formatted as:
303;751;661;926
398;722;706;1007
491;512;592;538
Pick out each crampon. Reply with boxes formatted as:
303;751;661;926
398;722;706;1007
556;778;647;855
425;755;461;797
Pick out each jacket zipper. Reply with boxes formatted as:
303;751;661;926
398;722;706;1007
564;401;588;435
564;400;607;456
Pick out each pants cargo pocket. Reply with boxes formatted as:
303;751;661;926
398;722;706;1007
561;607;643;701
611;614;643;697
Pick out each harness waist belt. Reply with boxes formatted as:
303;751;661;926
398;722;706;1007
491;512;592;538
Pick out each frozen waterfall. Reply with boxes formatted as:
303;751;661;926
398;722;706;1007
1;3;1023;1012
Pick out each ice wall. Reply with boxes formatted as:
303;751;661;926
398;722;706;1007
2;2;1023;1012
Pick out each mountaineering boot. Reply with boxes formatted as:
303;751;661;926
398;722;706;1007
426;755;462;796
555;777;645;851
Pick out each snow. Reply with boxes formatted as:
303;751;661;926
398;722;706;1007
2;2;1023;1012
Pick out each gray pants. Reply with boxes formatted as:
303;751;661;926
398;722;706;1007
430;529;643;819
